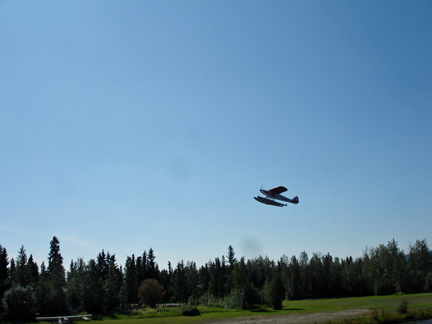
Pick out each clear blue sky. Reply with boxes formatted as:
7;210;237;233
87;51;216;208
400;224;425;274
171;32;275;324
1;1;431;270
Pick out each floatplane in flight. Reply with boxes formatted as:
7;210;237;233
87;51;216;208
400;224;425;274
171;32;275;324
254;186;299;207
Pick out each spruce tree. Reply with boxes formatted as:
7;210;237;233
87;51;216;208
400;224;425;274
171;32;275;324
15;246;31;287
408;239;432;293
147;248;158;280
268;271;285;310
43;236;67;315
123;254;138;304
227;245;236;270
173;260;188;303
48;236;65;284
104;262;122;312
97;250;109;280
28;255;39;284
0;246;9;297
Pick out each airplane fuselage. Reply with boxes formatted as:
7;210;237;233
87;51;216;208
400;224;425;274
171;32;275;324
260;189;289;202
260;189;299;204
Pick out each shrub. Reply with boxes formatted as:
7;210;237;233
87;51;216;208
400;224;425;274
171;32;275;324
396;298;409;314
223;290;243;309
242;285;261;309
425;272;432;292
2;286;36;321
370;308;379;321
91;314;104;320
181;305;200;316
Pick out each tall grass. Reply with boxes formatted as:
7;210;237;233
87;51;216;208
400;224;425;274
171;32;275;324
332;306;432;324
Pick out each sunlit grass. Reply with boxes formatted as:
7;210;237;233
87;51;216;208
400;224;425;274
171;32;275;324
283;292;432;313
32;293;432;324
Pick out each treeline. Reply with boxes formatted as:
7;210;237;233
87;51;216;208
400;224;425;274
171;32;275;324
1;237;431;320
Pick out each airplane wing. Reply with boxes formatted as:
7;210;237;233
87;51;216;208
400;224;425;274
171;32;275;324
268;186;287;195
36;315;92;321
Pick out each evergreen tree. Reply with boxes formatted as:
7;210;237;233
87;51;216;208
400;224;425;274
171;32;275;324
28;255;39;284
232;257;259;309
226;245;236;291
81;259;104;314
185;261;200;303
327;256;342;297
123;254;138;304
147;248;158;280
198;264;210;294
0;246;9;298
286;255;301;300
104;261;122;312
208;257;225;297
14;245;32;287
136;254;145;284
35;268;51;315
232;257;249;291
298;251;310;299
387;238;409;293
48;236;65;285
158;262;173;302
9;258;16;280
227;245;236;270
248;256;274;292
66;258;85;311
37;236;67;315
268;271;285;310
408;239;432;293
362;239;407;295
172;260;187;303
97;250;109;280
309;252;326;298
40;261;48;278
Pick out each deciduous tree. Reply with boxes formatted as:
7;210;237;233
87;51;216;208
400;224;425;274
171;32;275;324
138;279;164;308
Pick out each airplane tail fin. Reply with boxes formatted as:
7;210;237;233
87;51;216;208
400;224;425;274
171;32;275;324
292;196;299;204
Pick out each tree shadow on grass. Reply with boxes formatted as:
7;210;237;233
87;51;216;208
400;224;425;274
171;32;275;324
251;308;275;313
251;307;304;313
283;308;304;311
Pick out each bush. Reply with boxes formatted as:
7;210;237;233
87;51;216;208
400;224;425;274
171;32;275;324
223;290;243;309
370;308;379;321
396;298;409;314
425;272;432;292
2;286;36;321
91;314;104;320
181;306;200;316
242;285;261;309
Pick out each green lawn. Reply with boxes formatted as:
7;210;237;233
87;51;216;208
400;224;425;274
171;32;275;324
281;292;432;313
37;293;432;324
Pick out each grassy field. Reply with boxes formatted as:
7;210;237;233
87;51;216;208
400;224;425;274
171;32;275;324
34;293;432;324
91;293;432;324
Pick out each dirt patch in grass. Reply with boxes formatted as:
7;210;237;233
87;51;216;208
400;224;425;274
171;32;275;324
205;309;370;324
